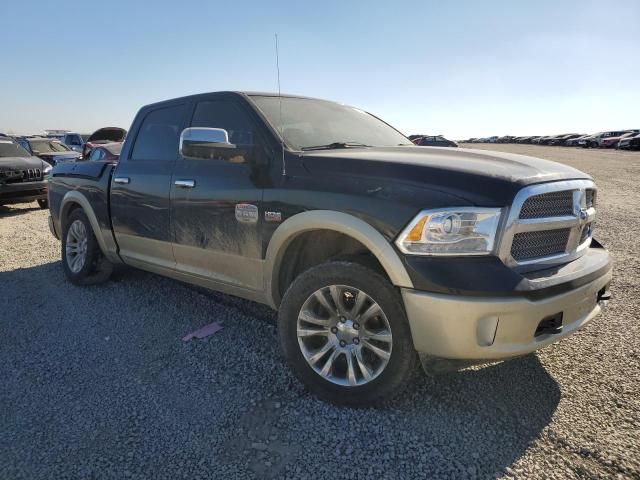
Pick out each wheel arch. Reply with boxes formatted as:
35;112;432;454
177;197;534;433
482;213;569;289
60;191;121;263
264;210;414;308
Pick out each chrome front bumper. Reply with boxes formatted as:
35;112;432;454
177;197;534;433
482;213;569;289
402;269;612;362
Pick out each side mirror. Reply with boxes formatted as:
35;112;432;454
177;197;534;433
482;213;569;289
180;127;235;160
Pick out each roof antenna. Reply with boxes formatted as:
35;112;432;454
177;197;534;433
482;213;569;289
275;33;286;176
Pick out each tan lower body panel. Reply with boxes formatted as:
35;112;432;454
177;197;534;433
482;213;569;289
116;234;176;270
124;257;270;306
173;244;263;291
401;270;612;360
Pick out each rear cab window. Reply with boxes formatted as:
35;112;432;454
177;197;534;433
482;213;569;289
130;104;188;161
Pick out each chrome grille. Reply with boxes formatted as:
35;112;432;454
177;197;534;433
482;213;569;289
579;223;592;245
0;168;42;184
519;191;573;219
511;229;570;261
499;180;596;268
24;168;43;181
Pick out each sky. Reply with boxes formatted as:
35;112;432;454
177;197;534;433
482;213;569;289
1;0;638;139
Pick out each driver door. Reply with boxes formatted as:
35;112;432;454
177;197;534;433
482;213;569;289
170;96;271;291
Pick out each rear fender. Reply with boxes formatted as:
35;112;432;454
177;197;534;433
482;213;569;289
60;190;122;263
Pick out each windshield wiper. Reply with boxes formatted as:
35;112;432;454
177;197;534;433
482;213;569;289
301;142;371;151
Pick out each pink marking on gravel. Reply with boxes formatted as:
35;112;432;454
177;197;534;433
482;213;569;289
182;322;223;342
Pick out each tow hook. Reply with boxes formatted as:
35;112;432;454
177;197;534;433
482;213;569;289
597;286;611;307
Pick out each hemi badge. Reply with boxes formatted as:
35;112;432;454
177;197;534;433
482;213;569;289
265;211;282;222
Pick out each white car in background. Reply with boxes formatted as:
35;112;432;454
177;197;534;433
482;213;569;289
44;130;85;153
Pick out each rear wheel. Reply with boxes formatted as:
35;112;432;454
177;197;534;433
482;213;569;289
37;199;48;209
61;209;112;285
278;261;417;405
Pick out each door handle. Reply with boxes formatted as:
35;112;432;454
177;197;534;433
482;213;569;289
113;176;130;184
175;179;196;188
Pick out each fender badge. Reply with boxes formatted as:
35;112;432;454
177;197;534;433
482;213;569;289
265;211;282;222
235;203;259;223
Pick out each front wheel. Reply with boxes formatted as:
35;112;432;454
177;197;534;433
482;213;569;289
278;261;417;406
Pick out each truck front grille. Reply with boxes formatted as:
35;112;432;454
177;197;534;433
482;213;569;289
519;190;573;219
511;229;571;261
499;180;596;268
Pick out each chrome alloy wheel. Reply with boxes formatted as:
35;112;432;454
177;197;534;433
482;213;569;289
65;219;88;273
297;285;393;387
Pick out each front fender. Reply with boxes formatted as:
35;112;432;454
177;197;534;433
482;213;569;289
263;210;414;308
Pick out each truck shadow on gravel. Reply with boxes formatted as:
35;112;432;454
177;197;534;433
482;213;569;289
1;263;561;479
221;355;561;479
0;204;41;218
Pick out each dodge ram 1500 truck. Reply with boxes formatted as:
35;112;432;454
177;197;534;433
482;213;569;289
47;92;612;405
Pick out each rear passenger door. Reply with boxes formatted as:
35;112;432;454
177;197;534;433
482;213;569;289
170;96;271;291
110;102;188;269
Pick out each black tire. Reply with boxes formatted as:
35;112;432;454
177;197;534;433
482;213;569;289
278;261;417;406
61;209;112;286
37;199;48;209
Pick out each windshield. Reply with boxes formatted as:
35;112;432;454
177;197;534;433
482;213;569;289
250;96;410;150
0;140;31;158
30;140;70;153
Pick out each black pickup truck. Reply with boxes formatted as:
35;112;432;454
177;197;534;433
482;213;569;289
47;92;612;405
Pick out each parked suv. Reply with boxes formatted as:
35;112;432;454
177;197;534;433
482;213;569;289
47;92;612;405
599;130;640;149
0;138;51;208
618;132;640;150
579;131;627;148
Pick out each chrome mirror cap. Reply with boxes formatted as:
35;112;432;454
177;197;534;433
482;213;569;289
179;127;234;159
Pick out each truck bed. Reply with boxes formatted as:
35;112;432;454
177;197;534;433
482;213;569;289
48;161;116;245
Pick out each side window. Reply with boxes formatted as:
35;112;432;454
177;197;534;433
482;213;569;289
17;139;30;152
190;99;256;146
131;104;186;161
66;134;80;146
89;149;103;161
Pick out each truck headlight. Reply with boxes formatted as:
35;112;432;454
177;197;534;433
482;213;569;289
396;208;502;255
43;165;52;176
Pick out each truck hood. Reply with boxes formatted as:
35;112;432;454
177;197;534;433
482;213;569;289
0;156;47;171
86;127;127;143
301;146;591;205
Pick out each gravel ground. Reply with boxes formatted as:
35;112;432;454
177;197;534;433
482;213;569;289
1;145;639;479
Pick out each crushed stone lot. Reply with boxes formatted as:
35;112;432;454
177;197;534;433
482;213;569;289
1;145;639;479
